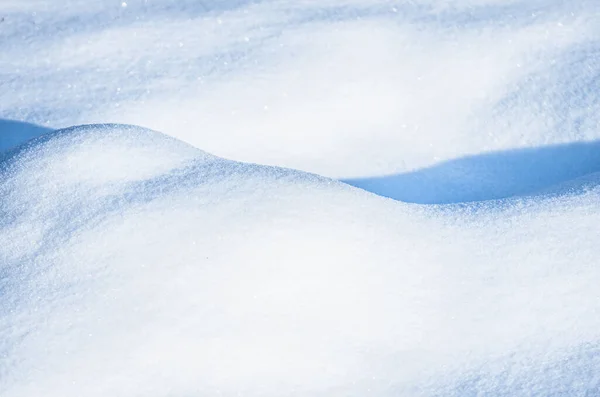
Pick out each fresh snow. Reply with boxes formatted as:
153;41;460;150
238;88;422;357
1;0;600;396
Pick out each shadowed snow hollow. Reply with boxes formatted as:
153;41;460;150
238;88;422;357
1;124;600;396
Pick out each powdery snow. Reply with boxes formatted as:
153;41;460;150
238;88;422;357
1;0;599;177
1;124;600;396
1;0;600;396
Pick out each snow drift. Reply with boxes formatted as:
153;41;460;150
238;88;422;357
2;0;599;179
2;0;600;395
1;124;600;396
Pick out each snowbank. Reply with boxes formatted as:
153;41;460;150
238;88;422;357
2;0;600;395
1;124;599;396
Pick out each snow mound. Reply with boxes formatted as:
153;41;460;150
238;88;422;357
2;124;600;396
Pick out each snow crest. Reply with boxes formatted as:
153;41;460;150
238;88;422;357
1;124;600;396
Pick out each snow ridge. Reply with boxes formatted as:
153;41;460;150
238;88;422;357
1;124;600;396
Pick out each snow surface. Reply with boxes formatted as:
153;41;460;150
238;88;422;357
1;0;600;396
2;123;600;397
2;0;600;177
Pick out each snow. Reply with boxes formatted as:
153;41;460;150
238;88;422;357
2;0;599;177
1;0;600;396
345;141;600;204
0;120;53;153
2;124;600;396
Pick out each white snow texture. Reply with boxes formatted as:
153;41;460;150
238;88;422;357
1;0;600;396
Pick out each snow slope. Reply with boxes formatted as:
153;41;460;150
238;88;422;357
1;0;600;395
1;124;600;396
1;0;599;177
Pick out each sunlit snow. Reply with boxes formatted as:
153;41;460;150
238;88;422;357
1;0;599;396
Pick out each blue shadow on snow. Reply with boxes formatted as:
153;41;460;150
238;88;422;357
344;141;600;204
0;119;53;154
